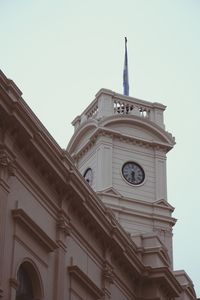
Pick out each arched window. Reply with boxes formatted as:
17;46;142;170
15;260;43;300
16;265;34;300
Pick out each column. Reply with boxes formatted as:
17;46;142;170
0;149;15;298
54;209;71;300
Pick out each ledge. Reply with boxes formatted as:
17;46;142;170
68;265;104;298
12;208;58;252
147;266;182;297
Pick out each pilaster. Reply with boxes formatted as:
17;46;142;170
102;246;114;300
54;209;71;300
96;135;113;191
102;261;113;300
0;148;15;298
9;278;18;300
96;91;113;119
154;148;167;201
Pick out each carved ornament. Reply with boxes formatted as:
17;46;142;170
0;149;16;186
56;216;71;236
0;150;9;167
102;262;114;284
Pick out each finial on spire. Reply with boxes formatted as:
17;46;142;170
123;37;129;96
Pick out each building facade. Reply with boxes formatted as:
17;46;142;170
0;70;197;300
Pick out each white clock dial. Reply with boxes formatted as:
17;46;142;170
83;168;93;185
122;162;145;185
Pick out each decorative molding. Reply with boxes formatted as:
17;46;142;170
0;148;16;175
105;208;118;236
12;208;58;253
107;202;176;226
9;278;18;289
174;270;197;300
154;199;175;211
56;216;71;236
0;70;22;101
0;149;15;190
56;210;71;251
8;160;17;176
56;209;71;235
102;262;114;284
68;265;104;298
153;227;173;237
0;150;9;167
98;187;122;197
147;267;182;297
72;127;173;161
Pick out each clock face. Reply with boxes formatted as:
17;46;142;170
83;168;93;186
122;162;145;185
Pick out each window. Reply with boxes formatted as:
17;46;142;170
16;265;34;300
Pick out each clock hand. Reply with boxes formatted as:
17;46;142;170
131;170;135;182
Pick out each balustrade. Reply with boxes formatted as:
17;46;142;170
86;102;98;119
113;100;150;118
72;89;165;130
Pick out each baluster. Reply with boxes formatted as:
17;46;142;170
117;102;121;114
126;104;129;114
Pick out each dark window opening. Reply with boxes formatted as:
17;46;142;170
16;265;34;300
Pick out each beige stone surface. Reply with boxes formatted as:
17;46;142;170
0;70;197;300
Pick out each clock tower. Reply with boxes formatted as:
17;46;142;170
67;89;176;266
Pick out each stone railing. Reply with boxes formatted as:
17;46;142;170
113;99;151;118
85;101;98;119
72;89;166;130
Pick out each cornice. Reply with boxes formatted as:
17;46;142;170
99;113;173;139
68;119;98;151
68;265;104;298
68;194;144;276
98;191;175;213
71;126;174;161
154;199;175;211
12;208;58;252
174;270;197;300
68;105;175;158
14;162;63;221
0;70;22;103
141;244;171;268
101;202;176;227
145;266;183;297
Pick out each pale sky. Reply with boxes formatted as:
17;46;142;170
1;0;200;296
